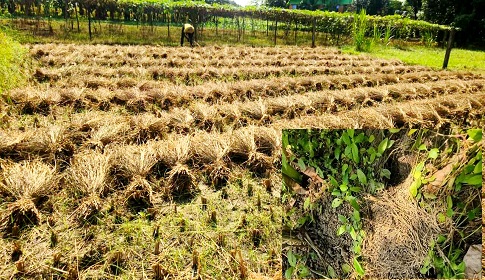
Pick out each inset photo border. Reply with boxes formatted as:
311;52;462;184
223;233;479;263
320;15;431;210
282;129;482;279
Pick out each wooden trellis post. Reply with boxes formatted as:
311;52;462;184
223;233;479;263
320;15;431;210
442;28;458;69
311;18;316;48
274;19;277;45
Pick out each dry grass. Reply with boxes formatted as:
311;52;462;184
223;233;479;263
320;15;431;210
362;178;441;278
0;160;56;235
0;160;56;200
66;150;112;198
0;43;483;279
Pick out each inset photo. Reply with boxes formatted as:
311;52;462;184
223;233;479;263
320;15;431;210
282;129;482;279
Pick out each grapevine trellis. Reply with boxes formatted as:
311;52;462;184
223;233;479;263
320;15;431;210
0;0;451;45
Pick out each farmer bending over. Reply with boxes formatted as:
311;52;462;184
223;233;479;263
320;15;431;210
181;23;195;47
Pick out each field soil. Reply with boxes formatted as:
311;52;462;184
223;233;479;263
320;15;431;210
0;44;484;279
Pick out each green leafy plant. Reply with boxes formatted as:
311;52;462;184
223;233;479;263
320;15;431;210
383;24;395;45
282;129;399;278
285;250;311;279
353;9;372;52
421;29;435;47
410;129;482;279
0;29;28;93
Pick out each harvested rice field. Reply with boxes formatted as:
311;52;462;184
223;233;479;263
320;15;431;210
0;44;484;279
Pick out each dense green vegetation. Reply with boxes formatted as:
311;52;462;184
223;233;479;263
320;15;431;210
0;0;450;44
282;129;397;278
0;29;27;93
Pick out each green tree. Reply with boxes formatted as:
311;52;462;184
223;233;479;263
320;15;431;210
266;0;288;7
423;0;485;46
299;0;320;10
405;0;422;19
353;0;388;15
388;0;403;14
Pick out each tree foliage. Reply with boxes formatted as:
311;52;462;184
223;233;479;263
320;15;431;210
265;0;288;8
423;0;485;46
405;0;421;19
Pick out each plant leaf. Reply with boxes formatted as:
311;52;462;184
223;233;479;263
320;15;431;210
467;129;482;142
380;169;391;179
328;175;339;187
337;225;346;236
334;147;341;160
437;235;447;243
357;169;367;185
300;266;311;277
446;195;453;209
331;189;341;196
338;214;347;223
349;227;357;240
353;258;365;276
462;174;482;185
420;265;429;275
428;148;439;159
378;138;388;155
285;267;294;279
342;263;351;274
287;250;296;267
347;196;360;211
282;152;302;183
408;129;418;136
332;198;343;208
410;180;418;197
303;197;311;210
351;143;359;164
354;133;365;144
350;187;362;192
353;210;361;222
342;132;351;146
327;265;337;278
437;212;446;223
298;158;306;170
473;160;481;174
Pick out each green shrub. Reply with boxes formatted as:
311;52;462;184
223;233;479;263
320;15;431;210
353;9;372;52
0;29;28;93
